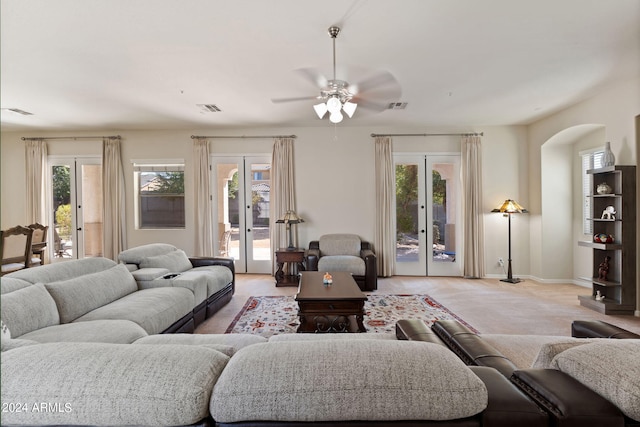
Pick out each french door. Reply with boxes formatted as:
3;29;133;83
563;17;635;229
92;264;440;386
394;154;462;276
211;155;272;274
48;156;103;261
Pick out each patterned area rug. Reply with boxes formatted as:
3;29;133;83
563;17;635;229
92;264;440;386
225;294;477;337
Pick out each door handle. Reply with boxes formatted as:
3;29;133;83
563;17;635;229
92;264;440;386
77;227;83;231
420;229;425;233
247;229;251;232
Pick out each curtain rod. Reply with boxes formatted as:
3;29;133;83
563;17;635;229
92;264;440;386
21;135;121;141
191;134;296;139
370;132;483;137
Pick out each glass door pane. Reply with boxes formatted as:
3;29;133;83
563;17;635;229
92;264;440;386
427;156;462;276
212;156;271;274
78;162;103;257
51;163;75;260
245;157;271;273
213;159;244;272
49;157;102;261
394;156;426;276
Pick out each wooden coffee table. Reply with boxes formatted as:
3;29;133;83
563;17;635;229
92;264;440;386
295;271;368;333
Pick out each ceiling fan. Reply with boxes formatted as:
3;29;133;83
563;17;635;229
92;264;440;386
271;26;402;123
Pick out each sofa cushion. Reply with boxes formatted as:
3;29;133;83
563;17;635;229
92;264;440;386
131;267;170;282
139;249;193;273
531;340;593;369
550;340;640;422
0;276;32;294
134;333;266;355
319;233;361;257
481;334;584;369
20;319;148;344
318;255;366;276
1;342;229;426
118;243;178;265
44;263;137;324
74;287;194;334
210;340;488;422
1;338;39;352
190;265;234;294
5;257;117;283
0;283;60;337
268;333;397;342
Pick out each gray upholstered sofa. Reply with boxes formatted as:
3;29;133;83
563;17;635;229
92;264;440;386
1;250;234;342
1;332;548;427
118;243;235;325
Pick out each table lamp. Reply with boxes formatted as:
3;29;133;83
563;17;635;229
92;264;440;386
276;210;304;250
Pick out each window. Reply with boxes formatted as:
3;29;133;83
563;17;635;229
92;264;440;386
134;161;185;229
581;149;604;234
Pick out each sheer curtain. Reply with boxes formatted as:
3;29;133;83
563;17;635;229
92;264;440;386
25;139;48;224
461;135;485;278
102;138;127;260
193;138;214;256
269;137;296;271
374;136;395;277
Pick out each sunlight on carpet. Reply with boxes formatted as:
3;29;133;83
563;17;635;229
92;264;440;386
225;294;477;337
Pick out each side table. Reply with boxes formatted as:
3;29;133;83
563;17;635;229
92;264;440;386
275;248;305;287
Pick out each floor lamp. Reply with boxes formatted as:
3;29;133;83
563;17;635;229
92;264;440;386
492;199;527;283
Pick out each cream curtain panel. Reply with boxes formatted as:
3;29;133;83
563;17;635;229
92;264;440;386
461;135;485;278
374;136;395;277
193;138;214;256
25;139;48;224
102;138;127;260
269;137;296;272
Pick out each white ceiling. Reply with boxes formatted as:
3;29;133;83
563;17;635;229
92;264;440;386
1;0;639;132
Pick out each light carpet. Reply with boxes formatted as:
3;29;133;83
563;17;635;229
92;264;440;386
225;294;477;337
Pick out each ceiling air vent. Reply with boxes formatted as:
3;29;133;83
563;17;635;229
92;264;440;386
387;102;408;110
197;104;222;113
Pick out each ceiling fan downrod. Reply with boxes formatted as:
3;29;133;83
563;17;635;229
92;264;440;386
328;26;340;81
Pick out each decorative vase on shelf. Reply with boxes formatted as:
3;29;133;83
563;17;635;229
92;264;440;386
596;182;612;195
601;141;615;167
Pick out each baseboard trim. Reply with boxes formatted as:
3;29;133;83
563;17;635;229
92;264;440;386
483;274;591;287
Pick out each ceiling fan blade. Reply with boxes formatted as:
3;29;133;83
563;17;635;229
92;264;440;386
295;68;329;89
352;70;401;96
271;95;320;104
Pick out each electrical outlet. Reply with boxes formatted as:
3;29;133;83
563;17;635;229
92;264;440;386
498;258;504;266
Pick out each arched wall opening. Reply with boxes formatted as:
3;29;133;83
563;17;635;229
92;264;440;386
540;124;606;283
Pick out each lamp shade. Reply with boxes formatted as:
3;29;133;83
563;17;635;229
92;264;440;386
276;210;304;224
313;103;328;119
491;199;527;214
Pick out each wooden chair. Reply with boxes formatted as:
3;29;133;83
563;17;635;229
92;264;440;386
1;226;34;275
28;223;49;266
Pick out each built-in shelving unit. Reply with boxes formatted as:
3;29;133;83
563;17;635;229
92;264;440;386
578;165;636;315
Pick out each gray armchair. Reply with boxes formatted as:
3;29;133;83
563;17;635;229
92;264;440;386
306;233;377;291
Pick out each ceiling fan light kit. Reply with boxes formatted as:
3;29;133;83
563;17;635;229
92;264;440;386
272;25;401;124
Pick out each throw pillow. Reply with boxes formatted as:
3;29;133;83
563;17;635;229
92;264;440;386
139;250;193;273
551;340;640;422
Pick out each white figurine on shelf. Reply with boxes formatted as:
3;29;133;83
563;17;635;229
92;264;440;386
601;206;616;220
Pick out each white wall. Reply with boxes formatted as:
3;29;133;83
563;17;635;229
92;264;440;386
527;76;639;312
1;124;529;276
